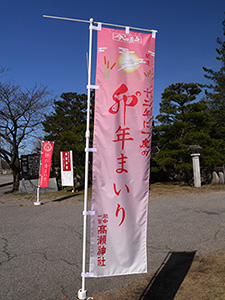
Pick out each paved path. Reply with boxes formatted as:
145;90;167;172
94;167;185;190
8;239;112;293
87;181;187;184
0;187;225;300
0;175;13;187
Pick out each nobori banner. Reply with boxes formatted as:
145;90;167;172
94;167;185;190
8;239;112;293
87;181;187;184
90;27;155;277
39;141;54;188
60;150;74;187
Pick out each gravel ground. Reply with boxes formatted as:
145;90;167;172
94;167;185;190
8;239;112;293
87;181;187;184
0;185;225;300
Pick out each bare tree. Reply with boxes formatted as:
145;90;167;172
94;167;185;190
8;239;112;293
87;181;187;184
0;75;53;191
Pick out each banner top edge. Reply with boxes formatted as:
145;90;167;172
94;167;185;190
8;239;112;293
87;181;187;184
95;21;158;33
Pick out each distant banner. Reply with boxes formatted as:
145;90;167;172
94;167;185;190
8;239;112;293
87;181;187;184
90;27;155;277
60;151;74;187
39;141;54;188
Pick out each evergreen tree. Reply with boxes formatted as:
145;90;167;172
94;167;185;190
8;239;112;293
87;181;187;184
42;92;94;188
151;17;225;184
202;17;225;140
151;82;220;183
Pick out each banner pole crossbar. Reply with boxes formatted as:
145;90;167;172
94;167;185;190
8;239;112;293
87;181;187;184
43;14;158;33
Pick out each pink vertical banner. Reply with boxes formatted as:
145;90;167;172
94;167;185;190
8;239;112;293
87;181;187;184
90;27;155;277
39;141;54;188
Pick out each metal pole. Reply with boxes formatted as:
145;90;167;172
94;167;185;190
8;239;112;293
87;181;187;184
34;141;43;205
71;150;75;193
43;14;157;33
77;18;94;300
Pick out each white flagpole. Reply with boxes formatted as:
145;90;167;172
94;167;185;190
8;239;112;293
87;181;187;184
71;151;75;192
34;141;43;206
77;18;94;300
43;14;157;299
43;14;157;33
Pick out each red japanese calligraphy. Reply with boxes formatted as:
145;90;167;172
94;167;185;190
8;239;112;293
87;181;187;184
97;245;107;256
141;150;149;156
109;84;139;125
143;120;151;129
113;183;121;196
98;215;109;224
125;185;130;193
62;151;71;171
115;203;125;226
140;138;150;149
143;87;152;98
113;126;133;150
113;183;130;196
96;214;108;267
142;108;151;117
97;257;106;267
39;141;54;188
97;235;107;245
143;99;152;107
116;153;128;173
98;225;107;235
140;86;153;157
102;214;109;223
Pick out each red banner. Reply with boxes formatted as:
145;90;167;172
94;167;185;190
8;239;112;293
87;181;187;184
60;150;74;187
62;151;71;171
90;27;155;277
39;141;54;188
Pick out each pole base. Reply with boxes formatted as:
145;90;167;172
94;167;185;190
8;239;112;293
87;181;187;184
77;297;95;300
77;289;87;299
34;201;42;206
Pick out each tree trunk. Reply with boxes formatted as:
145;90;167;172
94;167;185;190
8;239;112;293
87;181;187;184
11;156;21;191
13;170;20;191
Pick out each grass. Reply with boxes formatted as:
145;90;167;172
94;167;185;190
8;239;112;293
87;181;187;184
3;183;225;204
2;188;85;204
93;252;225;300
149;182;225;196
174;252;225;300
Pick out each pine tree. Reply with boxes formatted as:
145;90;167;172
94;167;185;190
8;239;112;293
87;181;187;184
151;17;225;184
42;92;94;188
202;18;225;139
151;83;221;183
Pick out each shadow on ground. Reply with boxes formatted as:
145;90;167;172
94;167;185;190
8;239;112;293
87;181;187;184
52;193;80;202
139;251;196;300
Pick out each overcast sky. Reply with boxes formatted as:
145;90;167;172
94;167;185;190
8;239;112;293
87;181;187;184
1;0;224;118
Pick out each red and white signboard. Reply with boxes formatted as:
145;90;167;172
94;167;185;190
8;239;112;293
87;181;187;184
90;27;155;276
39;141;54;188
60;150;74;187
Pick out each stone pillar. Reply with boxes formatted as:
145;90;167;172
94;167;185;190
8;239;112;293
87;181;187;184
219;172;225;184
191;153;201;188
212;171;220;184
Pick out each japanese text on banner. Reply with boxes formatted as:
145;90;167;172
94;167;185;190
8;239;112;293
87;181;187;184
39;141;54;188
90;27;155;277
